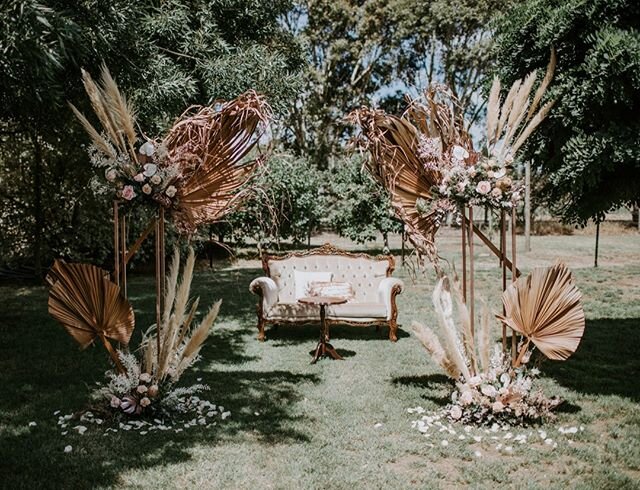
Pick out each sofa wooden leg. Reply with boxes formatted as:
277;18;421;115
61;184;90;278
257;319;266;341
388;320;398;342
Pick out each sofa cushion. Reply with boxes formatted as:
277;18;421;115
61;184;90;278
293;270;332;300
269;255;389;303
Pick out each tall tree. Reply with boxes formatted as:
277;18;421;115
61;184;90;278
492;0;640;225
0;0;304;272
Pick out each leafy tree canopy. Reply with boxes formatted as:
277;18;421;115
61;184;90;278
492;0;640;224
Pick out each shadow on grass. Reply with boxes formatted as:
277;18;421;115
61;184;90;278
265;324;410;345
0;270;321;488
544;318;640;402
392;374;454;406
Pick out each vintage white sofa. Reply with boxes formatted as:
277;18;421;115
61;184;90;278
249;244;404;341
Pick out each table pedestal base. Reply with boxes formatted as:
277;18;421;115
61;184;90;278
310;341;343;364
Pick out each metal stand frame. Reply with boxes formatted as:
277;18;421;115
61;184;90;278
460;205;520;363
113;201;166;365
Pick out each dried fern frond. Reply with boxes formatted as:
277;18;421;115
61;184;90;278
527;47;556;120
497;262;585;362
77;67;137;161
412;321;459;379
433;278;471;381
486;77;501;145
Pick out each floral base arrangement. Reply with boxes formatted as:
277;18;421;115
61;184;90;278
446;347;561;426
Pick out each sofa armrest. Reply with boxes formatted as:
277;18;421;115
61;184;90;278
249;276;279;313
377;277;404;320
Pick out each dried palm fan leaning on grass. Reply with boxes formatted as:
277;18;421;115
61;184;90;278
47;261;135;374
348;50;557;272
70;65;272;232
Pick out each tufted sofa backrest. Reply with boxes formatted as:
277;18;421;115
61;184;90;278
266;250;392;304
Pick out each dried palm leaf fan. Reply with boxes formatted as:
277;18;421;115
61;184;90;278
348;86;474;269
497;262;585;365
164;91;272;233
47;261;135;373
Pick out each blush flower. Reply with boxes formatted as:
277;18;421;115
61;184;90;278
110;396;121;408
139;397;151;407
137;384;148;394
476;181;491;195
105;169;117;182
139;373;151;383
481;384;497;398
165;185;177;198
121;185;136;201
450;405;463;420
134;173;145;182
150;174;162;185
460;391;473;405
491;187;503;199
492;401;505;413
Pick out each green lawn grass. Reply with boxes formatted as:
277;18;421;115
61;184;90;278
0;233;638;489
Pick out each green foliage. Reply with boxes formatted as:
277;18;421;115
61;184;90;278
0;0;304;271
226;154;327;246
492;0;640;225
328;157;401;245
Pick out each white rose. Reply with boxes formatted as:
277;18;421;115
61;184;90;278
143;163;157;177
139;141;155;156
165;185;177;198
481;384;497;398
460;391;473;405
452;145;469;160
450;405;463;420
468;376;482;387
150;174;162;185
494;168;507;179
105;169;117;182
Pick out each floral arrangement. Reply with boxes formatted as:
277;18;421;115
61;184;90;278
412;264;583;426
447;346;560;425
93;351;209;417
90;247;220;416
89;139;179;208
72;65;272;232
417;139;522;214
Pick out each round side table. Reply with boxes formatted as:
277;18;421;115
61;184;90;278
298;296;347;364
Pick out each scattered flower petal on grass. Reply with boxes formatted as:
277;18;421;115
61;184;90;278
64;445;72;453
28;422;37;427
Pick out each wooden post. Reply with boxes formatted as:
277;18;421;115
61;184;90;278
113;201;120;287
594;220;600;268
500;210;507;353
511;207;517;362
524;161;531;252
468;206;475;337
401;231;406;266
461;208;467;302
120;211;127;298
155;213;162;364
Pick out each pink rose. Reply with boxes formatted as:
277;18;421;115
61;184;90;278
134;173;145;182
476;181;491;195
121;185;136;201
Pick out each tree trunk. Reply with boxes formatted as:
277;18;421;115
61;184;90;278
30;130;44;277
594;220;600;268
